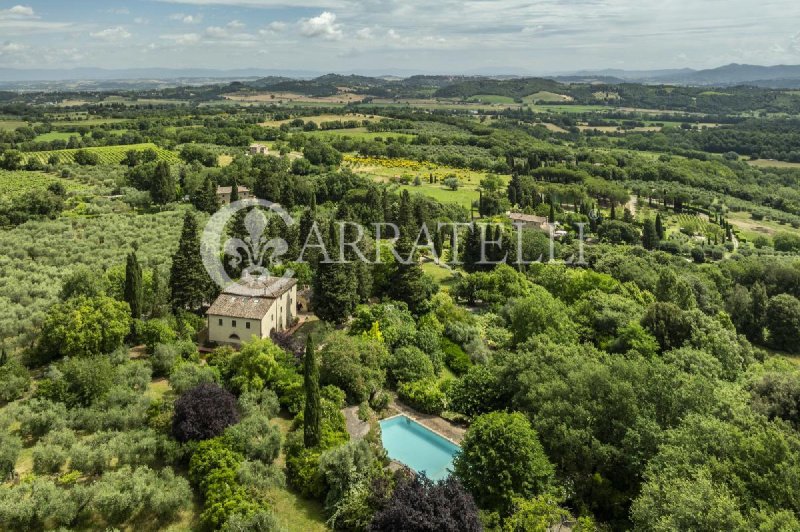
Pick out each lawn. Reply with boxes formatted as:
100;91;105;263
727;210;798;240
0;119;28;131
34;131;79;142
421;261;457;289
523;91;573;104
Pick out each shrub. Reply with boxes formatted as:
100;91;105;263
388;346;435;384
17;398;68;438
0;359;30;402
169;361;220;395
397;379;447;415
0;432;21;478
319;331;388;404
38;356;115;407
172;382;240;442
238;388;281;418
223;413;282;463
137;318;178;351
151;343;179;377
448;365;505;418
368;474;481;531
441;338;471;375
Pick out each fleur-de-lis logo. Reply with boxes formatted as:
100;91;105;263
201;198;295;295
224;209;288;279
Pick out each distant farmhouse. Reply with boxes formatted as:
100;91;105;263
508;212;567;238
249;143;268;155
508;212;550;231
216;185;252;205
206;276;297;345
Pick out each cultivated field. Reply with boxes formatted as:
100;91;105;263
21;143;180;165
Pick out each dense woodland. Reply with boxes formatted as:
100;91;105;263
2;76;800;531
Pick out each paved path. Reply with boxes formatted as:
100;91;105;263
343;406;370;439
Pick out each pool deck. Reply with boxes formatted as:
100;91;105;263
388;399;466;444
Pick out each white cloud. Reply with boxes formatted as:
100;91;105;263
299;11;342;40
3;5;35;18
90;26;132;41
0;41;26;54
259;21;286;35
160;32;201;45
170;13;203;24
227;20;245;29
107;8;130;15
355;27;373;40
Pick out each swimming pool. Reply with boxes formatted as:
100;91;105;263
379;415;460;481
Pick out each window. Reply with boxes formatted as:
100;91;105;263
246;322;251;329
218;318;223;326
232;320;237;327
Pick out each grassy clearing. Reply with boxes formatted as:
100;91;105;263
747;159;800;169
530;104;609;113
34;131;79;142
51;118;129;126
421;261;457;289
22;143;180;165
523;91;573;104
346;158;506;210
261;113;381;127
0;119;28;131
467;94;516;104
727;210;797;240
307;129;414;142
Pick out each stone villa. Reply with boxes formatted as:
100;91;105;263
206;276;297;345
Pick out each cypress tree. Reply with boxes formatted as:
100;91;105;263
389;235;437;314
229;178;240;202
312;222;359;324
750;281;769;343
655;212;664;239
548;202;555;224
303;335;321;448
398;190;414;237
642;218;658;250
124;251;143;319
170;212;212;311
610;202;616;220
463;224;484;273
151;161;176;205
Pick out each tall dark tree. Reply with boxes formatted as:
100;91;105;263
150;161;176;205
229;178;240;203
124;251;143;319
312;223;359;324
389;236;438;314
750;281;769;343
397;190;414;237
462;224;483;273
192;176;220;214
655;212;665;239
170;212;212;311
642;218;658;250
303;335;322;448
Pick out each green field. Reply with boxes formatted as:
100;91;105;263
33;131;79;142
307;128;415;141
0;170;90;198
523;91;572;103
0;120;27;131
22;143;180;165
467;94;517;104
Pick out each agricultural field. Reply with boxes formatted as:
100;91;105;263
523;91;573;103
33;131;79;142
0;119;29;131
0;170;90;198
260;113;382;127
21;143;180;165
466;94;517;104
747;159;800;169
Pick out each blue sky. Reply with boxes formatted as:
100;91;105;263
0;1;799;74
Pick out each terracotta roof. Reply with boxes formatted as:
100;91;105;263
206;277;295;318
206;294;273;319
222;276;296;297
216;185;251;194
509;212;548;224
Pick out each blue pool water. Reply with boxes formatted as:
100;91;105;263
379;415;460;481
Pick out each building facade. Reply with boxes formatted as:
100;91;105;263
206;277;297;345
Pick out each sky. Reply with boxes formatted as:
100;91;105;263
0;0;799;74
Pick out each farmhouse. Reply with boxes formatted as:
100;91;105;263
508;212;550;231
206;276;297;345
216;185;252;204
249;143;268;155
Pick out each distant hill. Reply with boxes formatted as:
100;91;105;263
562;64;800;88
432;78;565;99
